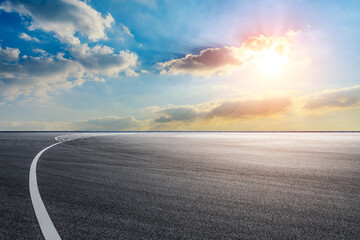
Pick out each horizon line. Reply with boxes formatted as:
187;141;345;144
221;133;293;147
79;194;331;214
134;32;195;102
1;131;360;133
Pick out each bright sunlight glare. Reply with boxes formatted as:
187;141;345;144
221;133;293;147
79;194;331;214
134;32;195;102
254;49;288;76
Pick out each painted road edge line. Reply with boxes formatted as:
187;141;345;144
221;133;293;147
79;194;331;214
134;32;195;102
29;141;62;240
29;133;134;239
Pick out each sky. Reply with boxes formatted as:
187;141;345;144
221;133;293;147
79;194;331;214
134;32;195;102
0;0;360;131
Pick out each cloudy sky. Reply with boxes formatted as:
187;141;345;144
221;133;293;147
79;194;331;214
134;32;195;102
0;0;360;131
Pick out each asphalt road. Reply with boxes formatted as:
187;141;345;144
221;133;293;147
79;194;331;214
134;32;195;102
0;132;60;239
1;132;360;239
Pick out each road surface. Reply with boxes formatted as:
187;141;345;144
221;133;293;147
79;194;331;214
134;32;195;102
1;132;360;239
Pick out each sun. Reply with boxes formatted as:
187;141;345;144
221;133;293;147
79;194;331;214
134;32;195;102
254;49;288;76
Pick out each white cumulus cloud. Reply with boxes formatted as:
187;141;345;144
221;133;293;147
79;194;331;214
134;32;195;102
69;44;138;79
1;0;115;45
0;1;139;102
19;32;40;42
159;34;292;76
0;45;20;62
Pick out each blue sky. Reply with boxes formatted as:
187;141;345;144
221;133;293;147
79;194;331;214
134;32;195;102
0;0;360;131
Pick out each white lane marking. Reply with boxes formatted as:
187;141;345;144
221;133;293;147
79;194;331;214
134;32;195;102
29;142;62;240
29;133;134;239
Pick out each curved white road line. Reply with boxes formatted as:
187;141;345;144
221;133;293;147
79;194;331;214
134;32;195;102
29;133;134;239
29;142;62;240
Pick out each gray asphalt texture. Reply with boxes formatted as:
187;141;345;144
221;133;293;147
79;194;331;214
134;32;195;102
0;132;61;239
1;132;360;239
